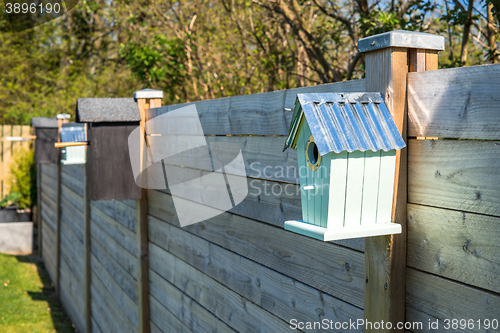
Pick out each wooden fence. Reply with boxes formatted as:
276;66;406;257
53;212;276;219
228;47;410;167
38;63;500;333
0;125;31;198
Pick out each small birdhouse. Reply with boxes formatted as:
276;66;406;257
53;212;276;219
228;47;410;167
283;93;405;241
76;94;163;201
60;122;87;165
31;117;59;164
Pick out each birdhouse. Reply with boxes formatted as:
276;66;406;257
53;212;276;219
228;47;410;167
283;93;405;241
60;122;87;165
31;117;59;164
76;93;162;201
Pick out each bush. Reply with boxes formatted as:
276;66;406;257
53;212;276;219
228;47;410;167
6;149;35;209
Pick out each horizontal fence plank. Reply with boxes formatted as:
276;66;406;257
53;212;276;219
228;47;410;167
91;271;138;333
90;220;138;281
61;169;84;197
91;200;137;233
60;197;84;242
408;64;500;139
408;139;500;217
149;269;236;333
90;234;138;302
59;259;85;330
150;296;193;333
41;163;57;179
41;173;57;195
147;190;365;308
149;243;294;333
407;203;500;294
61;184;84;214
90;202;138;257
91;252;138;326
406;268;500;333
60;225;84;282
149;236;363;333
148;79;365;136
61;164;85;182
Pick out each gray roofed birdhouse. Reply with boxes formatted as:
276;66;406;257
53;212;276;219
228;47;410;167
76;95;161;201
283;93;405;241
31;117;59;164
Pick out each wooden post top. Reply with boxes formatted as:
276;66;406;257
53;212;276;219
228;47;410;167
358;30;445;53
133;89;164;100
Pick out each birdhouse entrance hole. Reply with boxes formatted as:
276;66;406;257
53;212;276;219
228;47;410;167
306;135;321;171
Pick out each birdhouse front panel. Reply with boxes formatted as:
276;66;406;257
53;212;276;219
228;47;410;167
60;122;87;165
283;93;405;241
31;117;59;164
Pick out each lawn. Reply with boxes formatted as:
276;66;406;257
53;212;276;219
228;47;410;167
0;252;76;333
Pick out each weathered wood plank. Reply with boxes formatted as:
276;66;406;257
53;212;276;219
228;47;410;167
149;269;236;333
407;203;500;294
150;295;193;333
90;234;138;302
408;63;500;140
90;202;138;257
61;168;84;197
149;220;363;330
150;241;361;332
406;268;500;333
41;163;57;179
90;221;138;280
150;243;302;332
41;191;57;219
147;190;365;308
92;318;104;333
41;172;57;194
60;196;84;242
148;79;366;136
59;259;85;327
61;164;85;182
41;210;56;235
60;280;86;333
90;200;137;233
408;139;500;217
91;272;138;333
91;253;138;326
61;184;84;214
60;225;84;281
166;90;285;136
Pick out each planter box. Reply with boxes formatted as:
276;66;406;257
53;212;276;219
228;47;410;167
0;222;33;255
0;206;18;222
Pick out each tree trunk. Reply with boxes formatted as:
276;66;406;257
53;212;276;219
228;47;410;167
487;2;498;63
460;0;474;65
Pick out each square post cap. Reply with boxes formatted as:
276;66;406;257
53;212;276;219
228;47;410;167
133;89;164;99
358;30;445;53
57;113;71;120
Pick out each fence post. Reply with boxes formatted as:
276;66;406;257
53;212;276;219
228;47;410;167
358;31;444;332
133;89;163;333
84;122;92;333
54;114;69;297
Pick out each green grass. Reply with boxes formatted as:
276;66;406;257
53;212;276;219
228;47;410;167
0;253;76;333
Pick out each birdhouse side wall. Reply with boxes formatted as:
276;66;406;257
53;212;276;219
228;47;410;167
296;121;331;227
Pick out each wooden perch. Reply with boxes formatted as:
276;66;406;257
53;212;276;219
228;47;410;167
54;142;88;148
5;135;37;141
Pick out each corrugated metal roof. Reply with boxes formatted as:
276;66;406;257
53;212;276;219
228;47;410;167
31;117;58;128
76;98;141;123
61;122;86;142
284;92;406;155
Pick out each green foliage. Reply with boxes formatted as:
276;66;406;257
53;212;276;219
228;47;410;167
7;149;35;209
0;192;22;208
120;34;187;100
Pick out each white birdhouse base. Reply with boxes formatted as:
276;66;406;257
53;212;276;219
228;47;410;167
284;220;402;241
